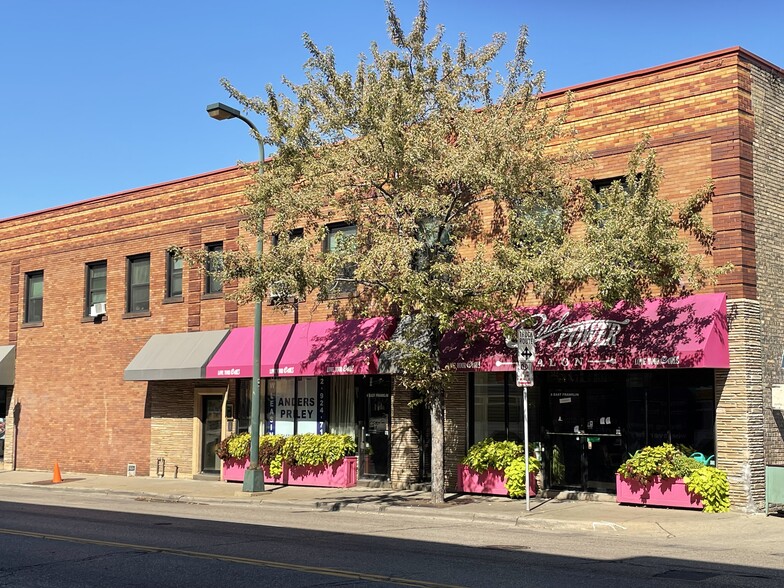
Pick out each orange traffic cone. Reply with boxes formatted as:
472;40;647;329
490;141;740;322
52;462;63;484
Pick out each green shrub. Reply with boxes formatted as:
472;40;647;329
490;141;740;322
684;467;730;513
462;438;540;498
462;438;539;474
281;433;357;467
616;443;701;483
214;432;251;460
504;457;542;498
617;443;730;513
258;435;285;467
217;432;357;471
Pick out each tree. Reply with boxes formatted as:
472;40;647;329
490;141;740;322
211;0;724;503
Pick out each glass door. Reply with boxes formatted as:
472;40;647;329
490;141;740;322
357;376;391;480
543;373;626;492
201;396;223;474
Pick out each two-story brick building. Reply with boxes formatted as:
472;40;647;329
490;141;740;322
2;47;782;511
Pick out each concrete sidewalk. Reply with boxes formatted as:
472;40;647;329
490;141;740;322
0;468;778;537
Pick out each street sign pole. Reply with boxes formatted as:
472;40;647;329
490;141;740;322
523;384;529;512
507;327;535;512
514;328;535;512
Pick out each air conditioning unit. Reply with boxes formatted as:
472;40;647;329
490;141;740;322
89;302;107;317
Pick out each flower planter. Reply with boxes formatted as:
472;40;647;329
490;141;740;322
615;473;703;509
287;456;357;488
457;464;537;497
222;456;357;488
221;458;287;485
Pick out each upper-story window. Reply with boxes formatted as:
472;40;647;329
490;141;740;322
126;254;150;313
269;228;304;303
85;261;107;315
204;242;223;295
24;270;44;324
325;223;357;295
166;251;183;299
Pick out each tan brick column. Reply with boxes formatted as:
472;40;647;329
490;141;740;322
716;298;765;511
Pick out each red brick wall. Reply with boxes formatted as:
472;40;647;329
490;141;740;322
0;48;767;480
1;168;254;474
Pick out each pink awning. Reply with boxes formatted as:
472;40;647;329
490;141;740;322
441;293;729;371
206;317;395;378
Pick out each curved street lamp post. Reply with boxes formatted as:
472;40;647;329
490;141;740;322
206;102;265;492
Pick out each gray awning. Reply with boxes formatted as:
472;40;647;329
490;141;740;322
0;345;15;386
124;330;230;381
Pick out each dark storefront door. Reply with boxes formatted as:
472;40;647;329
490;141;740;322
201;396;223;474
544;375;625;492
357;376;391;480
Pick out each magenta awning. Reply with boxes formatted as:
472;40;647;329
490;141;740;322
206;317;395;378
441;293;729;371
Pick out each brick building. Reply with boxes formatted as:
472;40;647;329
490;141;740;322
1;47;782;511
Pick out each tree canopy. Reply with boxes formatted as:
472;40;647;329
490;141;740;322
209;0;724;503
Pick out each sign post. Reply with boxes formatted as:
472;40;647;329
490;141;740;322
509;328;535;512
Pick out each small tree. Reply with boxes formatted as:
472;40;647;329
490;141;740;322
211;1;723;503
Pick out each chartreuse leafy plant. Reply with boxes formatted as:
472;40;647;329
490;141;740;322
205;0;726;505
616;443;699;483
281;433;357;467
462;438;540;498
617;443;729;513
683;467;730;513
216;433;355;478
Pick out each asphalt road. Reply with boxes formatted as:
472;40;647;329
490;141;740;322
0;487;782;587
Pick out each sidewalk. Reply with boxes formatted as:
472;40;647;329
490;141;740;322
0;468;778;537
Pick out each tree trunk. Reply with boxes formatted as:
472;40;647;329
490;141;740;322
430;390;445;505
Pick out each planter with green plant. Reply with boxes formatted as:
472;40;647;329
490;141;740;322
459;438;540;498
616;443;730;512
218;432;358;487
219;433;287;483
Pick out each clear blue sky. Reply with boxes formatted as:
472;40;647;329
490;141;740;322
2;1;782;220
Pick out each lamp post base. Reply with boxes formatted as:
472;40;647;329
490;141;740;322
242;467;266;493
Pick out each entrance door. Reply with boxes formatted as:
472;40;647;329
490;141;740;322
357;376;391;480
201;396;223;474
544;375;625;492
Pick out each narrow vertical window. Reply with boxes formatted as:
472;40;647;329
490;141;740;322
85;261;107;314
126;254;150;313
166;251;183;299
204;242;223;295
24;271;44;324
326;223;357;295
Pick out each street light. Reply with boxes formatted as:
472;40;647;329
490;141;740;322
207;101;265;493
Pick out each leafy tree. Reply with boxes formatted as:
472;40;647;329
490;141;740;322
209;1;724;503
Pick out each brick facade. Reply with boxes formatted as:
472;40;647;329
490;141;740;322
748;62;784;471
1;48;782;508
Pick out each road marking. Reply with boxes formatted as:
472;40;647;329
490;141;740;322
0;527;464;588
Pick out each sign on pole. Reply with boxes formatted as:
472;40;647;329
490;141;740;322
516;329;535;387
510;327;535;511
517;329;535;363
516;361;534;388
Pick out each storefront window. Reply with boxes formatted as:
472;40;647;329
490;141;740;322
471;372;541;446
473;373;506;442
266;377;318;435
330;377;355;436
236;380;251;433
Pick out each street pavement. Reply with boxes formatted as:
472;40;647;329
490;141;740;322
0;467;781;540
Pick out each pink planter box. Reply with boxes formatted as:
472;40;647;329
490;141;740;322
221;458;286;484
222;456;357;488
287;456;357;488
457;464;537;497
615;474;703;509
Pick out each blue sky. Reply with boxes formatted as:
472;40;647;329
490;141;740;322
2;1;782;220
